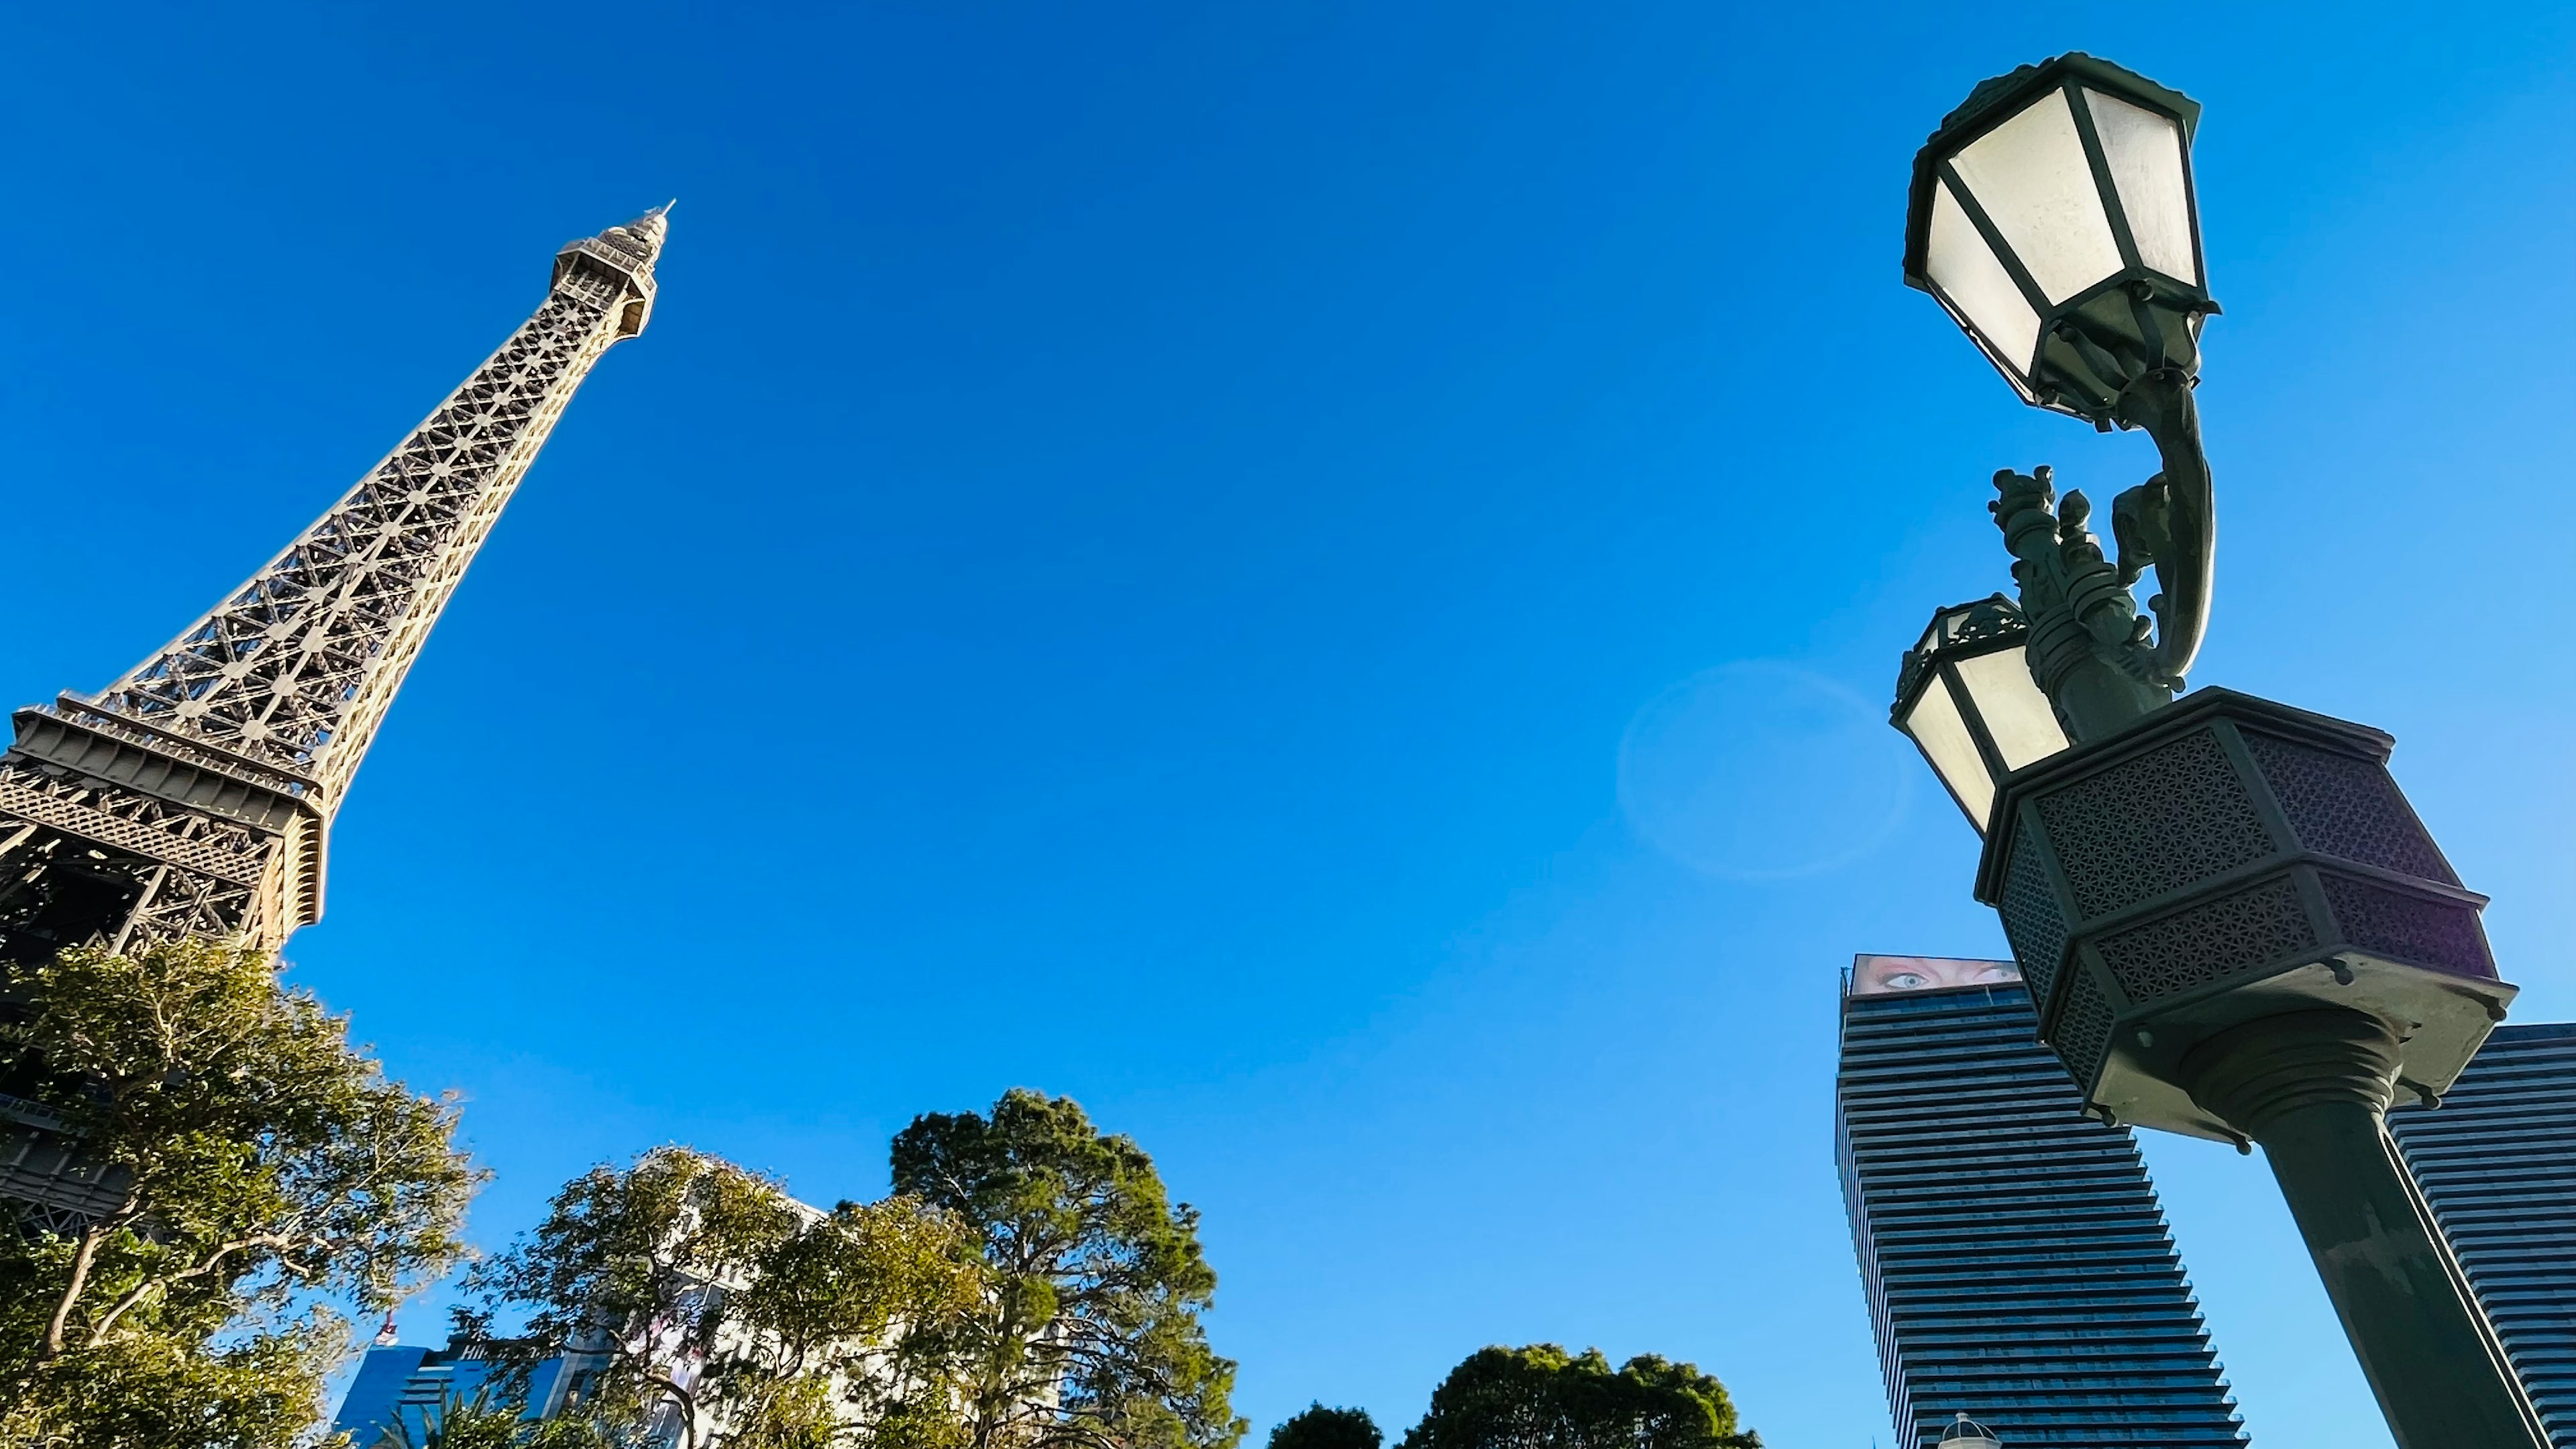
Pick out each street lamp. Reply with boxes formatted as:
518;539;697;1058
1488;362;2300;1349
1890;53;2546;1449
1891;595;2066;832
1937;1414;2001;1449
1903;54;2210;422
1904;53;2216;686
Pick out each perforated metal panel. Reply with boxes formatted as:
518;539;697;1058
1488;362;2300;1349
2094;877;2315;1004
2055;975;2117;1089
1973;690;2507;1140
2243;731;2457;885
2033;728;2271;919
1998;828;2070;1006
2322;874;2491;979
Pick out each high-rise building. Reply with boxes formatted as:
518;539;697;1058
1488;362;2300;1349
1837;955;2249;1449
2387;1022;2576;1448
0;207;665;1229
331;1337;598;1447
333;1173;841;1446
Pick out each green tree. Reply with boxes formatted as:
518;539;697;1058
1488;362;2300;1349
386;1391;612;1448
0;938;478;1448
1397;1346;1758;1449
888;1088;1245;1449
1269;1405;1382;1449
462;1147;982;1449
714;1195;985;1449
460;1147;804;1448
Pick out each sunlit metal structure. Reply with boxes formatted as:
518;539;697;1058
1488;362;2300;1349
0;207;666;963
0;207;667;1230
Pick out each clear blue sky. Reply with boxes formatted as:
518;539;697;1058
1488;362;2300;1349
5;5;2574;1446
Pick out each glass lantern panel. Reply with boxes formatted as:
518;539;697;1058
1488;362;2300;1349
1926;180;2040;386
1902;674;1996;829
1951;646;2070;769
2084;88;2198;284
1951;87;2124;305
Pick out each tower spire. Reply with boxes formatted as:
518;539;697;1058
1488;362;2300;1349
0;209;666;959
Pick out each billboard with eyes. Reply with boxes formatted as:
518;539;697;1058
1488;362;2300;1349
1851;953;2022;996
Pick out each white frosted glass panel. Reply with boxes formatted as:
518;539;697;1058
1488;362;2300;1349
1927;180;2040;387
1903;676;1994;829
1951;89;2123;305
2085;89;2198;284
1952;647;2070;769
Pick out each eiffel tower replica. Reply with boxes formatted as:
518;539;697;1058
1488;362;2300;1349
0;208;667;1224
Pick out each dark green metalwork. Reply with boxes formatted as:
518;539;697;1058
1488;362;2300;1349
2108;370;2214;685
1894;53;2546;1449
1987;467;2170;739
1906;52;2220;687
1888;594;2061;831
1973;687;2508;1142
2179;1011;2548;1449
1953;685;2543;1449
1900;54;2217;423
1890;594;2029;731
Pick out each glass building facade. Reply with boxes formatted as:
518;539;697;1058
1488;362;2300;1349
2386;1022;2576;1448
1836;963;2249;1449
330;1338;594;1446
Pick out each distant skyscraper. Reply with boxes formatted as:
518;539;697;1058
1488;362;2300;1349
1837;956;2249;1449
2387;1022;2576;1448
334;1179;839;1445
330;1336;596;1446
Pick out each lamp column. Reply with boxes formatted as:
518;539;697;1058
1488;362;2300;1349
2182;1012;2539;1448
1919;478;2548;1449
1889;50;2549;1449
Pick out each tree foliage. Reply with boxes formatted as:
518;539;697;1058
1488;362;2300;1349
1269;1405;1381;1449
0;938;478;1448
718;1195;985;1449
390;1391;612;1448
889;1088;1244;1449
1397;1346;1758;1449
462;1147;981;1449
461;1146;800;1446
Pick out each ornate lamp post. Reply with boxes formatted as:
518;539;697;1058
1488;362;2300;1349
1891;54;2546;1449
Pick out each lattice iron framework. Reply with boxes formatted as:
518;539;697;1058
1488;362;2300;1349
0;207;667;965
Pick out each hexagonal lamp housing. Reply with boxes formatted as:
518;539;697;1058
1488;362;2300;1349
1974;688;2514;1140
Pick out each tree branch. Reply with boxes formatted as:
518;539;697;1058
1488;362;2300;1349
85;1230;300;1344
37;1180;146;1362
38;1224;106;1362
